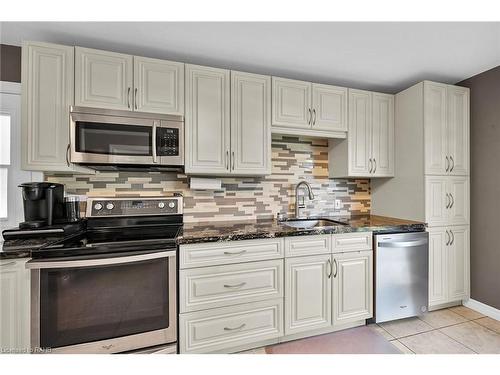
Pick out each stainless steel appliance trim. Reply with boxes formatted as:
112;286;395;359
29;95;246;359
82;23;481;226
85;196;183;217
377;239;428;248
70;106;184;122
30;251;177;353
26;250;175;270
152;120;158;163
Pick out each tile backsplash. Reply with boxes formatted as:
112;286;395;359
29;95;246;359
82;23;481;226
46;135;370;223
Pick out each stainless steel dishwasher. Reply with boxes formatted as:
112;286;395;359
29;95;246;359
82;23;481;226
374;231;429;323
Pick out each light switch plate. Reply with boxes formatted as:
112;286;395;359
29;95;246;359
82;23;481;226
334;199;342;209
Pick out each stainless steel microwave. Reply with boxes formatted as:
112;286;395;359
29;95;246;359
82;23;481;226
70;106;184;169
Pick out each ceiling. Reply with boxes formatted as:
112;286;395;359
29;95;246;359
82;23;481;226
1;22;500;93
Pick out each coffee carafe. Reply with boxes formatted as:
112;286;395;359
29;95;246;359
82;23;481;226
19;182;65;229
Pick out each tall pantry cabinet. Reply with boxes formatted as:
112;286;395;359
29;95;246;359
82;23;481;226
371;81;470;310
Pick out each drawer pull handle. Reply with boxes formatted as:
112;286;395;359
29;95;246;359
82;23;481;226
224;323;246;331
224;282;247;289
223;250;247;256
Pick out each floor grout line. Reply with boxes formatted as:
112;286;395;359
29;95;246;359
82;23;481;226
437;326;479;354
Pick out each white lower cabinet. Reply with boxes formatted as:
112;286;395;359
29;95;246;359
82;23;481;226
428;226;469;308
179;298;283;354
284;254;332;335
332;251;373;326
0;258;30;353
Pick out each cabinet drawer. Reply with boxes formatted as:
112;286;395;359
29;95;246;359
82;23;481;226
180;238;284;269
332;232;372;253
179;259;283;312
285;235;331;257
179;298;283;353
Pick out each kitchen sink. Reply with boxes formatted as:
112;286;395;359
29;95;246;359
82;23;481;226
279;218;348;229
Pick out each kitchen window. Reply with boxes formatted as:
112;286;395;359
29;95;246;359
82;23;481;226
0;112;11;219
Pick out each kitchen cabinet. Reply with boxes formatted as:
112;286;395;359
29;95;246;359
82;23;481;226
230;71;271;175
332;251;373;326
0;258;30;353
185;64;230;175
427;226;469;308
133;56;184;115
285;254;332;335
21;41;91;173
328;89;394;178
185;66;271;176
272;76;347;138
75;47;184;115
424;82;469;176
425;176;469;227
75;47;133;111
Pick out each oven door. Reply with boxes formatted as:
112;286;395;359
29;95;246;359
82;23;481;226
27;250;176;354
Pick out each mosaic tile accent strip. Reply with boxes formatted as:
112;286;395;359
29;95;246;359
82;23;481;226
45;135;370;223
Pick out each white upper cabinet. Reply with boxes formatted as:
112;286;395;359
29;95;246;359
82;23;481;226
329;89;394;178
348;89;372;176
272;77;347;138
75;47;133;111
424;81;469;176
425;176;469;227
22;41;90;173
312;84;348;132
230;71;271;175
75;47;185;115
185;66;271;176
185;64;230;175
272;77;311;129
133;56;184;115
447;86;469;176
371;93;394;177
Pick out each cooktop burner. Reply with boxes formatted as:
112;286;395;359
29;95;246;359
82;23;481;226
29;197;184;259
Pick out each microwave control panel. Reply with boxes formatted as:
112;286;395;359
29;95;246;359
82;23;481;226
157;128;179;156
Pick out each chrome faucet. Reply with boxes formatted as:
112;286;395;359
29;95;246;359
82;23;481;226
294;181;315;218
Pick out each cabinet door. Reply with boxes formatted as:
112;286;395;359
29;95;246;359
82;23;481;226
447;177;469;226
185;65;230;175
371;93;394;177
448;226;469;302
424;82;448;175
133;56;184;115
272;77;311;129
230;71;271;175
0;259;30;353
447;86;469;176
332;251;373;326
425;176;448;226
428;228;448;307
285;255;332;335
311;83;347;132
75;47;133;110
21;41;75;172
348;89;372;176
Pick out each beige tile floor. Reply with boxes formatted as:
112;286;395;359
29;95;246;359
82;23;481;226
239;306;500;354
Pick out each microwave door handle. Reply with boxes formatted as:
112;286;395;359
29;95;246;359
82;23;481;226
152;121;158;163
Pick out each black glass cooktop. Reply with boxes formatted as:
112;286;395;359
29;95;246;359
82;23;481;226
31;216;182;259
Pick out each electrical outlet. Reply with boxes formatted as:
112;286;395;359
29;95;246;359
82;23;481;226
334;199;342;209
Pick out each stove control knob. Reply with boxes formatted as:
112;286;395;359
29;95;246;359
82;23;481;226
106;203;114;210
94;203;103;211
168;201;176;209
158;202;165;209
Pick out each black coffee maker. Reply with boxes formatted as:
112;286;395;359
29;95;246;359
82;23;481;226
19;182;65;229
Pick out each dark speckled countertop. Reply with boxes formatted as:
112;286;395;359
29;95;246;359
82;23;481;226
177;215;426;245
1;214;426;259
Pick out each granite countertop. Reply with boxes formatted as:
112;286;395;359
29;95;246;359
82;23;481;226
177;214;426;245
1;214;426;259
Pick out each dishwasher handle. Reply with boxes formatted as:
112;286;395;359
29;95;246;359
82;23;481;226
378;239;428;248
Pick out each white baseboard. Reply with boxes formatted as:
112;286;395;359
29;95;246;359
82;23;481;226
463;298;500;321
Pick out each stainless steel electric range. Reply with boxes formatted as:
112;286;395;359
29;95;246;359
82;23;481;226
26;196;182;354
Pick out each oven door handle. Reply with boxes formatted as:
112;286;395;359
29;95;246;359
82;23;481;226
25;250;176;269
